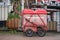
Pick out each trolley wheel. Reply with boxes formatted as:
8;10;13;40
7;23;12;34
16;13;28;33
25;29;34;37
37;28;46;37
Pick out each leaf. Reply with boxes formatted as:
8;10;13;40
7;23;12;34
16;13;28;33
8;13;13;19
17;5;22;11
13;12;20;18
8;12;20;19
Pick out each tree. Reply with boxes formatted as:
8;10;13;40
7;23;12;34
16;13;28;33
6;0;21;30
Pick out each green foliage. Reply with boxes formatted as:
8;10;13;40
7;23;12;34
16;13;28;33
13;0;20;2
8;12;13;19
14;0;20;1
8;12;20;19
13;12;20;18
17;5;22;11
10;29;17;34
11;0;20;1
10;0;20;3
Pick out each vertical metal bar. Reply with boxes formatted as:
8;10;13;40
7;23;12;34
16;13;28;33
36;0;37;4
3;3;6;27
1;6;2;21
7;5;10;29
22;0;24;10
20;0;23;28
4;3;5;22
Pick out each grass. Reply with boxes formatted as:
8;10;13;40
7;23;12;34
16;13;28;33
0;31;23;35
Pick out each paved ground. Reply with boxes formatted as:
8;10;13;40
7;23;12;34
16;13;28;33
0;31;60;40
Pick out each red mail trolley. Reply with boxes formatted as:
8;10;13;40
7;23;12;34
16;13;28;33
22;9;48;37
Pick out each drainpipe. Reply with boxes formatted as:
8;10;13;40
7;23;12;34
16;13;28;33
36;0;37;4
22;0;24;10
